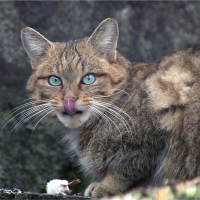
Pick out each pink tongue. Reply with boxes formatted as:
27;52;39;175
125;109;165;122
63;98;76;115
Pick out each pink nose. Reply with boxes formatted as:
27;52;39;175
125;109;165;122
63;98;76;115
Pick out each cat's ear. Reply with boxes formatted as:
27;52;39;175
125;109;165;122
87;17;119;61
21;26;53;68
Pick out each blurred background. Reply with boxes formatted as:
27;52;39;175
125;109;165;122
0;1;200;194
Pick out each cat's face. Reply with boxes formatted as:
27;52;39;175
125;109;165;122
22;18;126;129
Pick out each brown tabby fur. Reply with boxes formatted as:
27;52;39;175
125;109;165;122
20;18;200;197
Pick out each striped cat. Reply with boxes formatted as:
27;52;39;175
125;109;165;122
18;18;200;197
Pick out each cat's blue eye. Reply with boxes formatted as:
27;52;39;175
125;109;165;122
48;76;62;86
82;74;96;85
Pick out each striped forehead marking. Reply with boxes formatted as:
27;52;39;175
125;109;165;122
61;42;86;73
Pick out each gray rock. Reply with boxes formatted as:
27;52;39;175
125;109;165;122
0;1;200;193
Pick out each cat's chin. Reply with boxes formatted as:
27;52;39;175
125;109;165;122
55;110;91;128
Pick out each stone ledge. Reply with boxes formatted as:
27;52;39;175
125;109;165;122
0;189;91;200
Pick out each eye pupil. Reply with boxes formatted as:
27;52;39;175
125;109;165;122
49;76;62;86
82;74;96;85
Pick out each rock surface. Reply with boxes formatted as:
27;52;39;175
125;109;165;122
101;178;200;200
1;1;200;194
0;188;90;200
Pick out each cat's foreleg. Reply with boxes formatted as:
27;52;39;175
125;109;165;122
84;173;131;198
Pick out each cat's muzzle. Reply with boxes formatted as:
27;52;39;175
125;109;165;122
62;98;83;115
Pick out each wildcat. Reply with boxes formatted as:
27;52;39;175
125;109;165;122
18;17;200;197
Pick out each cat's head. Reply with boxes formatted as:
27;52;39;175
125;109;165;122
21;18;127;129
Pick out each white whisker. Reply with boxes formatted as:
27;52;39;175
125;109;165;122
91;104;123;143
31;109;53;134
115;89;131;98
89;106;111;128
3;103;50;130
17;98;32;105
94;101;133;138
93;89;130;99
11;106;51;133
11;103;51;130
95;100;135;129
3;99;50;124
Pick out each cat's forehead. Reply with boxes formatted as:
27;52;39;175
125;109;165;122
54;40;81;60
46;39;93;83
62;41;82;61
58;40;87;73
54;39;105;74
41;38;108;83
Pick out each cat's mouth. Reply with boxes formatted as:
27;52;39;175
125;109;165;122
55;109;90;128
62;110;83;115
54;98;90;128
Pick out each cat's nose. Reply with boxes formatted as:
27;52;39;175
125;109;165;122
63;98;77;115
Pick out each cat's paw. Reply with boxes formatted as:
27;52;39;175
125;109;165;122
84;182;112;198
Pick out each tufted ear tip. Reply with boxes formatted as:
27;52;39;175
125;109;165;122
21;23;27;30
109;15;115;19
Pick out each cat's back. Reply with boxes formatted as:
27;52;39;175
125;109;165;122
140;46;199;131
133;45;200;181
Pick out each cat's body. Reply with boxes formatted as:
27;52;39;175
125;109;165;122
20;18;200;197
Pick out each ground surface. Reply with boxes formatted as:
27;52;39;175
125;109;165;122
0;189;90;200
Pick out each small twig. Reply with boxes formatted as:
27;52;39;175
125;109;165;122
73;193;81;196
67;179;81;187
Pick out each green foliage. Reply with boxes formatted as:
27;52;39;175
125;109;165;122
1;85;6;90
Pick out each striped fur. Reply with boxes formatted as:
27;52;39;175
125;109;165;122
18;18;200;197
